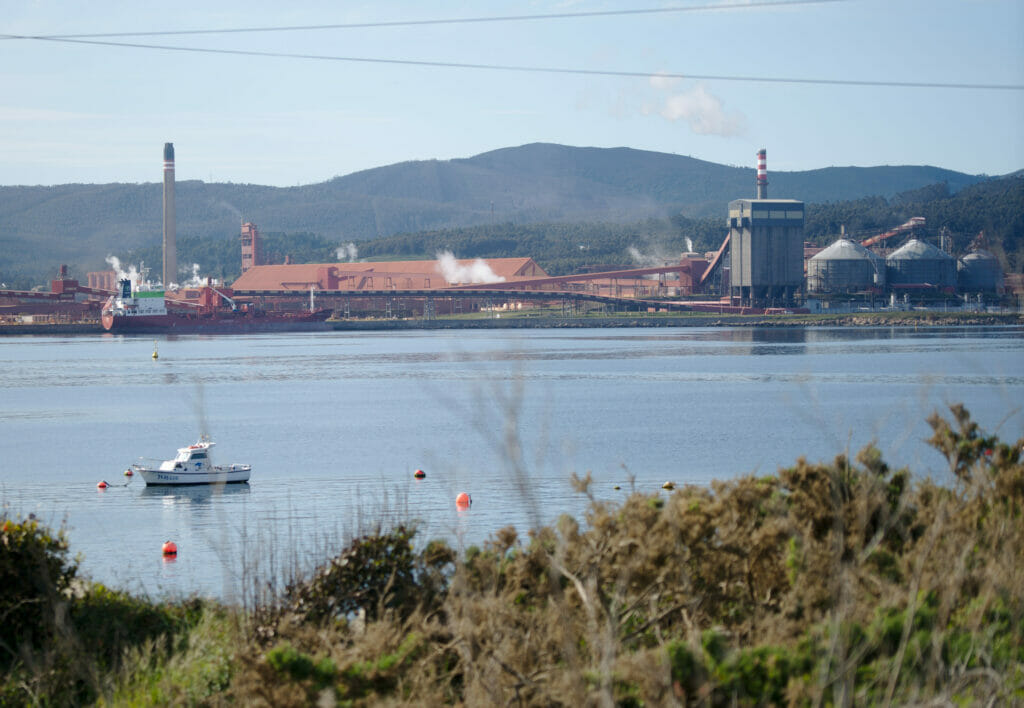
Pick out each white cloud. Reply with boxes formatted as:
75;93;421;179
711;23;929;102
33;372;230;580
646;77;746;137
648;73;682;91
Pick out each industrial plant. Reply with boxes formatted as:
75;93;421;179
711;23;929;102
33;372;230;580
0;145;1015;329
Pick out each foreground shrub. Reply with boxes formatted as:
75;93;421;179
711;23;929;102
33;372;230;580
6;405;1022;705
0;517;228;705
0;515;77;669
236;404;1020;705
278;524;455;630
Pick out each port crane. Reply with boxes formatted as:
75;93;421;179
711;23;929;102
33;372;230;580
860;217;925;248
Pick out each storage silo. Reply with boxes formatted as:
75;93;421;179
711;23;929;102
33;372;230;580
726;150;804;306
957;250;1004;292
886;239;956;288
807;238;886;293
728;198;804;304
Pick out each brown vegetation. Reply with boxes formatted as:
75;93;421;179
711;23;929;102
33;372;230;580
2;404;1022;705
231;404;1022;706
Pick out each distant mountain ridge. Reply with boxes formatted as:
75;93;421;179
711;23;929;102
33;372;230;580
0;143;994;279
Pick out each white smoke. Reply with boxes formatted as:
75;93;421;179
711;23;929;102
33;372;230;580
435;251;506;285
213;199;243;220
180;263;206;288
645;75;745;137
685;237;694;253
336;242;359;262
105;255;141;286
628;246;676;268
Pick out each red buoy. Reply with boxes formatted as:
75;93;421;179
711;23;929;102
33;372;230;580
124;468;133;477
414;469;426;479
97;481;108;489
162;541;178;556
455;492;471;509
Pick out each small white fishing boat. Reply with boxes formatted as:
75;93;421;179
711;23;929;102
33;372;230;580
131;436;251;486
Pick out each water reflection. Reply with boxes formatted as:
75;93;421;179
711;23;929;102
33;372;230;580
138;483;251;504
717;327;808;355
2;327;1021;600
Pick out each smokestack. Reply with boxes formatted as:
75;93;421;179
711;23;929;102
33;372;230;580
756;148;768;199
162;142;177;287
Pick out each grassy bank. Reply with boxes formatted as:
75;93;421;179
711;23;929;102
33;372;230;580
3;405;1022;705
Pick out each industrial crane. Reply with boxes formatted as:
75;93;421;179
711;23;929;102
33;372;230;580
860;217;925;248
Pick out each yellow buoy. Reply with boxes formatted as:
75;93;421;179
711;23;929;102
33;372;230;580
152;340;159;359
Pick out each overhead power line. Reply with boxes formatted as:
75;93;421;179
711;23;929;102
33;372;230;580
10;35;1022;91
4;0;852;39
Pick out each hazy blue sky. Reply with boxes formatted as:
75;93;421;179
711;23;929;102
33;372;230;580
3;0;1022;186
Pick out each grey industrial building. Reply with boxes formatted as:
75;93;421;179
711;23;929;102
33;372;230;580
728;198;805;305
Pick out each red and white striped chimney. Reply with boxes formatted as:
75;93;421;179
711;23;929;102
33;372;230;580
756;148;768;199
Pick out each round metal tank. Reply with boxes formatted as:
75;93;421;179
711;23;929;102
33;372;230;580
957;250;1003;292
806;238;886;292
886;239;956;288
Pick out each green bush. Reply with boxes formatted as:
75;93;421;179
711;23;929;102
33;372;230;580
283;525;453;626
70;584;199;671
0;515;77;666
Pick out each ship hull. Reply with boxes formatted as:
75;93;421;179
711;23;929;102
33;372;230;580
135;466;251;486
102;311;332;334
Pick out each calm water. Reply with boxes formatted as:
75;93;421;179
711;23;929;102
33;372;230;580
1;326;1021;601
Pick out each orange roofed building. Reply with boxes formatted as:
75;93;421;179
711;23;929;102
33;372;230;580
230;257;548;292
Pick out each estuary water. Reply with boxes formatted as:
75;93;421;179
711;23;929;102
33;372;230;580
1;326;1021;601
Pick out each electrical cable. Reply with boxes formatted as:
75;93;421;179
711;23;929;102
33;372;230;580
9;35;1020;91
2;0;854;39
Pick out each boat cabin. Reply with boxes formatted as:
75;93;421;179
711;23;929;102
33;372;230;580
159;441;216;472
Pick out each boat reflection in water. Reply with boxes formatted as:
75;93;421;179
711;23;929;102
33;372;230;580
138;482;251;505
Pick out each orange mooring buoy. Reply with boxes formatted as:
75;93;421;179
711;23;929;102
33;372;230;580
162;541;178;556
455;492;471;509
97;481;108;489
414;469;426;479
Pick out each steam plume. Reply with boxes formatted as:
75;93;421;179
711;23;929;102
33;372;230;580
435;251;505;284
336;243;359;262
627;246;673;267
181;263;205;287
105;255;140;286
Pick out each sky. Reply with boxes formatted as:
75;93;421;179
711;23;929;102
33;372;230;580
2;0;1022;187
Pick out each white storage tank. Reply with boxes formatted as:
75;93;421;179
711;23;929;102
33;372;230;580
957;250;1003;292
886;239;956;288
806;238;886;293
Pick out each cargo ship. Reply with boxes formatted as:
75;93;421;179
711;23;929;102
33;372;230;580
101;278;331;334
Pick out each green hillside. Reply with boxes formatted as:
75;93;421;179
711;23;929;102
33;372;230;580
0;143;1012;289
98;175;1023;286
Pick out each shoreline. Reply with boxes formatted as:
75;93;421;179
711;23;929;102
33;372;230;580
1;311;1021;336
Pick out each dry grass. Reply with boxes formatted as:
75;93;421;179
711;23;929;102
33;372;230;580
4;404;1021;706
218;404;1022;706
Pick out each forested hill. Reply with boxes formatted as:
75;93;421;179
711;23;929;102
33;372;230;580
109;173;1023;283
0;143;1001;286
